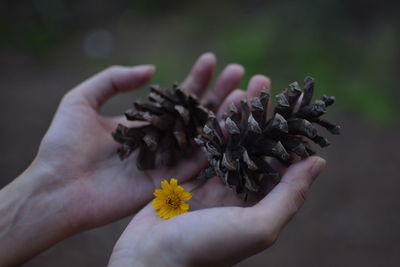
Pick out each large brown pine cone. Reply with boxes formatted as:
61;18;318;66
195;77;340;200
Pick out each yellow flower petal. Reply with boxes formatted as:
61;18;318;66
174;185;184;193
170;178;178;186
161;180;171;191
180;202;189;211
181;192;192;201
154;189;167;198
152;198;164;209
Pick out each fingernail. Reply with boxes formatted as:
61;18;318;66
310;157;326;178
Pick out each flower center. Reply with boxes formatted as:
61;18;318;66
166;195;181;208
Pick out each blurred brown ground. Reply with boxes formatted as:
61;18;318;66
1;50;399;267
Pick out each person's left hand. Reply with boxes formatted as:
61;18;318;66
0;53;264;265
34;53;249;229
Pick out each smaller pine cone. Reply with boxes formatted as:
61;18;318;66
195;77;340;200
112;84;209;170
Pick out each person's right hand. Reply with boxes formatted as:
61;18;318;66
109;156;326;267
108;70;327;267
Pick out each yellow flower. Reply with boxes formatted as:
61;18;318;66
152;178;192;219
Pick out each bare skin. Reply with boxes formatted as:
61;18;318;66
0;53;259;266
0;52;326;266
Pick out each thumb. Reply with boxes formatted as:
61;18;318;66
67;65;155;110
250;156;326;238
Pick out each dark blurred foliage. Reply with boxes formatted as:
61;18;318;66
1;0;399;124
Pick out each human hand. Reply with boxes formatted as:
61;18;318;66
35;52;250;229
0;53;251;265
108;76;327;266
109;156;326;267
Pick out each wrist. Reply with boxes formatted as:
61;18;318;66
0;159;77;265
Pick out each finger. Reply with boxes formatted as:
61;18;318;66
247;74;273;120
247;74;271;98
250;156;326;236
203;64;245;110
216;89;246;118
215;74;271;119
109;75;269;137
69;65;155;110
180;52;216;97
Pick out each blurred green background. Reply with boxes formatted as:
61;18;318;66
1;1;400;267
1;0;399;124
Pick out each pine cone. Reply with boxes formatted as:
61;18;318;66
195;77;340;200
112;83;209;169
